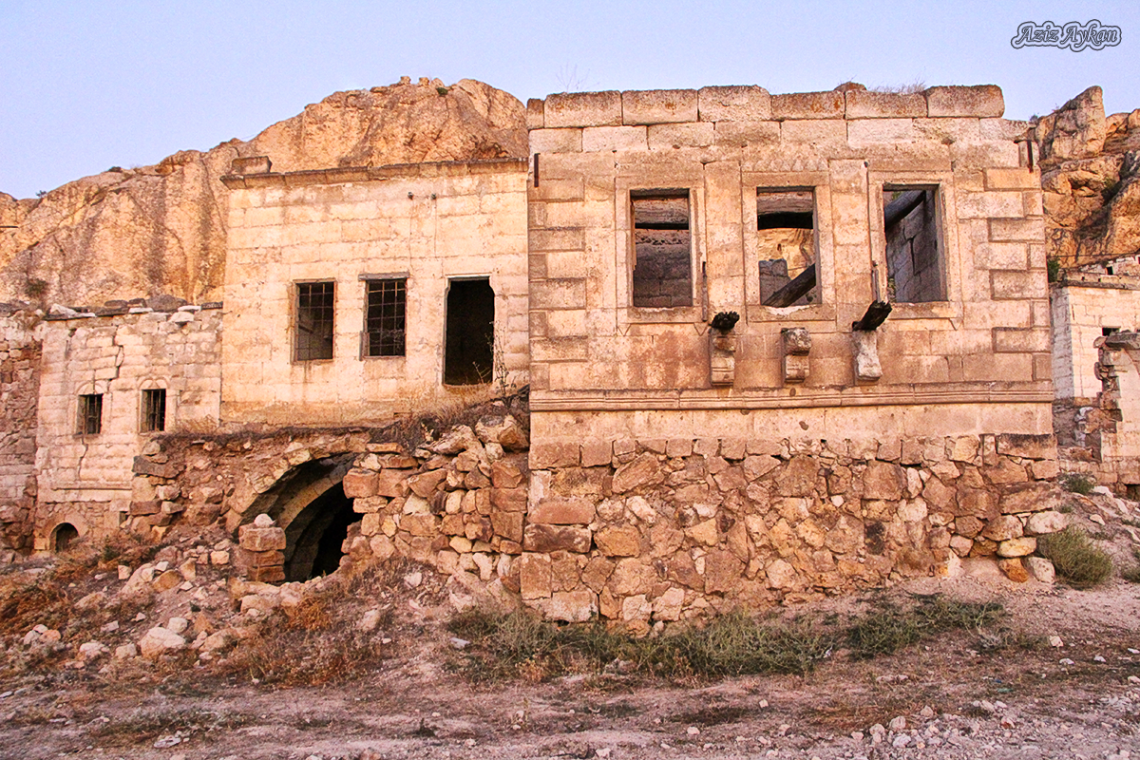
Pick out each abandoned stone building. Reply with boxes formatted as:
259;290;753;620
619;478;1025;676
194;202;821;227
0;77;1122;624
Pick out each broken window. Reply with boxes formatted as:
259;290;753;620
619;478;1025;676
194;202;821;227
757;189;818;307
364;278;406;357
883;187;945;303
632;190;692;308
141;388;166;433
294;281;335;361
444;278;495;385
78;394;102;436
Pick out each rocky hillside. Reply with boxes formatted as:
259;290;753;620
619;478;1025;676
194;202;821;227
1035;86;1140;267
0;78;526;307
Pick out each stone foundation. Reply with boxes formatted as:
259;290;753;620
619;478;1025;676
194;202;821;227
123;410;1066;627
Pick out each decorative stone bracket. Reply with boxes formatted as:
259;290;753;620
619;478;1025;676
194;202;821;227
852;330;883;382
781;327;811;384
709;331;737;386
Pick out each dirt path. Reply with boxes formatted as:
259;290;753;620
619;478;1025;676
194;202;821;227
3;578;1138;760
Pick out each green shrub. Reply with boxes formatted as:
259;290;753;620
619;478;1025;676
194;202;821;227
846;596;1003;659
1060;473;1097;495
1122;548;1140;584
1038;526;1113;588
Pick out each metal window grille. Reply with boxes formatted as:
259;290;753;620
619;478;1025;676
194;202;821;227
78;394;102;435
365;279;406;357
295;282;335;361
142;388;166;432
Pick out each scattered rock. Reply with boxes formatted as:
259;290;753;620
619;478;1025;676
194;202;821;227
138;627;186;659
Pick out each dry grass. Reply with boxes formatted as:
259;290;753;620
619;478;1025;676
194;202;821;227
1038;527;1114;588
1060;473;1097;495
847;595;1005;659
217;560;414;686
449;595;1007;684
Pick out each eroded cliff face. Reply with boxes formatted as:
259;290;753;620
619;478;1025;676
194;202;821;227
0;78;525;307
1035;86;1140;267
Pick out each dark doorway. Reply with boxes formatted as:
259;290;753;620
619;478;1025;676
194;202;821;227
444;278;495;385
283;482;361;581
53;523;79;552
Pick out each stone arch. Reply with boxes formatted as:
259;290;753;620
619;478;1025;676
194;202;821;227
44;515;86;553
245;454;362;581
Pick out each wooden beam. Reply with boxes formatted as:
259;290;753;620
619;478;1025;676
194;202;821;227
883;190;926;229
763;264;816;308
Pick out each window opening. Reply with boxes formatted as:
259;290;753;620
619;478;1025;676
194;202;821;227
364;279;406;357
141;388;166;432
444;278;494;385
1103;327;1120;337
295;281;335;361
883;187;945;303
757;189;817;307
78;394;102;435
53;523;79;552
632;190;692;308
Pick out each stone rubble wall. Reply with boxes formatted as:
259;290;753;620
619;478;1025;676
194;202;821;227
33;305;222;550
0;312;41;557
128;409;1067;627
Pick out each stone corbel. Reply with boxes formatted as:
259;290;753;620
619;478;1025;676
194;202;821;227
852;330;883;382
781;327;811;384
709;332;737;386
708;311;739;387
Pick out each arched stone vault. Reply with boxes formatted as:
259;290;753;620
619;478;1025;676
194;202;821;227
243;454;360;580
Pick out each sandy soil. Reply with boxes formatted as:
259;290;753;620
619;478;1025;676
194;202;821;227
1;572;1138;760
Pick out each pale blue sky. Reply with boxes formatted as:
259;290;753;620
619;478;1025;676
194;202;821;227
1;1;1135;199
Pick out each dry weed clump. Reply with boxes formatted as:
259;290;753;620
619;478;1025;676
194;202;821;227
1038;526;1114;588
846;595;1005;659
218;560;416;686
449;595;1008;684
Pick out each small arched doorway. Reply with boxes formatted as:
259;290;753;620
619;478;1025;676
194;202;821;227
53;523;79;552
246;455;362;582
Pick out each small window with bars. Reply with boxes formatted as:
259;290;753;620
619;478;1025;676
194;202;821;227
141;388;166;432
295;281;335;361
364;279;406;357
77;394;103;436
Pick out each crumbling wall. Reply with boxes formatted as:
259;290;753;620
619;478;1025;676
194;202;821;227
127;405;1068;626
34;305;222;549
0;311;41;557
1088;332;1140;489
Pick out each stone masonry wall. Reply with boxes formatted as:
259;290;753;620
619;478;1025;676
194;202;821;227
1051;277;1140;401
526;85;1052;407
0;311;41;557
221;159;529;426
127;406;1067;627
34;305;222;549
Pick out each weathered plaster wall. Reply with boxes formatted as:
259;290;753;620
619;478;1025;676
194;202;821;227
221;159;529;425
33;306;222;548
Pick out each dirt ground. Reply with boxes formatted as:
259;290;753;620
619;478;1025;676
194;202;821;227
1;570;1138;760
3;487;1140;760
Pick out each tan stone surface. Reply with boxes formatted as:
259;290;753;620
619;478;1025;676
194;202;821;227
0;79;525;306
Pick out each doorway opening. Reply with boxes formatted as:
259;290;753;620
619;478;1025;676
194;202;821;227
53;523;79;552
444;278;495;385
283;481;361;581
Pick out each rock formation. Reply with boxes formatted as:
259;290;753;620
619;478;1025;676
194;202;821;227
1036;86;1140;267
0;78;525;307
